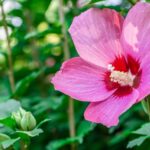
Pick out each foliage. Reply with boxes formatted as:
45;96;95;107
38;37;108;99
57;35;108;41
0;100;49;149
127;123;150;148
0;0;150;150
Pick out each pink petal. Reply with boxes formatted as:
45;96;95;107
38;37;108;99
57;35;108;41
51;57;116;102
84;89;139;127
69;8;124;68
136;53;150;102
121;2;150;59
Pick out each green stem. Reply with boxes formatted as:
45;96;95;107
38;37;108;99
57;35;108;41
0;0;15;93
20;135;30;150
20;141;29;150
68;97;76;137
58;0;70;60
58;0;76;150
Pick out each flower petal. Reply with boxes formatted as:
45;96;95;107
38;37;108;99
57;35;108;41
69;8;123;68
136;53;150;102
51;57;116;102
121;2;150;59
84;89;139;127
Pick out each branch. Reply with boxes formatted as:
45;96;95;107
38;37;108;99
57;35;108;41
0;0;15;93
58;0;76;150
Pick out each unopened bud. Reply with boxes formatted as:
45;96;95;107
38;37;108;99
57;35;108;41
12;111;22;126
12;107;36;131
19;108;26;116
20;112;36;131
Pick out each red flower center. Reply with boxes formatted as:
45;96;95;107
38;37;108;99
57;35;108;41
104;55;141;96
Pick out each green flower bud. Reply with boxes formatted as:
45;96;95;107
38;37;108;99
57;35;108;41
19;107;26;116
12;107;36;131
20;112;36;131
12;111;22;126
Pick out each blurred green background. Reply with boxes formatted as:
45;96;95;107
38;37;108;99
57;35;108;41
0;0;150;149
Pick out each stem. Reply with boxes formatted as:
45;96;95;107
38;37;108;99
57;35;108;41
0;0;15;93
58;0;76;149
58;0;70;60
20;141;29;150
68;97;76;138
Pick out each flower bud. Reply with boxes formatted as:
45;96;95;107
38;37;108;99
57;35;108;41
12;107;36;131
19;107;26;116
20;112;36;131
12;111;22;127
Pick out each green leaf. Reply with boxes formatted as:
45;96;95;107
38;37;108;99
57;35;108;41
90;0;103;3
29;0;51;14
24;31;40;40
1;137;20;149
0;117;16;128
46;121;95;150
16;0;27;2
46;137;81;150
127;123;150;148
49;96;64;110
24;27;61;40
141;97;150;116
34;96;64;112
133;123;150;136
16;128;43;137
109;130;131;145
0;133;10;142
77;121;96;137
0;100;21;120
78;0;103;7
13;70;44;97
36;118;51;128
127;136;148;148
0;134;11;150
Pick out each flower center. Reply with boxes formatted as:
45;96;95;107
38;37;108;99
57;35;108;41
110;71;134;86
108;64;134;87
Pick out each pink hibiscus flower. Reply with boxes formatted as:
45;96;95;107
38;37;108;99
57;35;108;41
52;2;150;127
